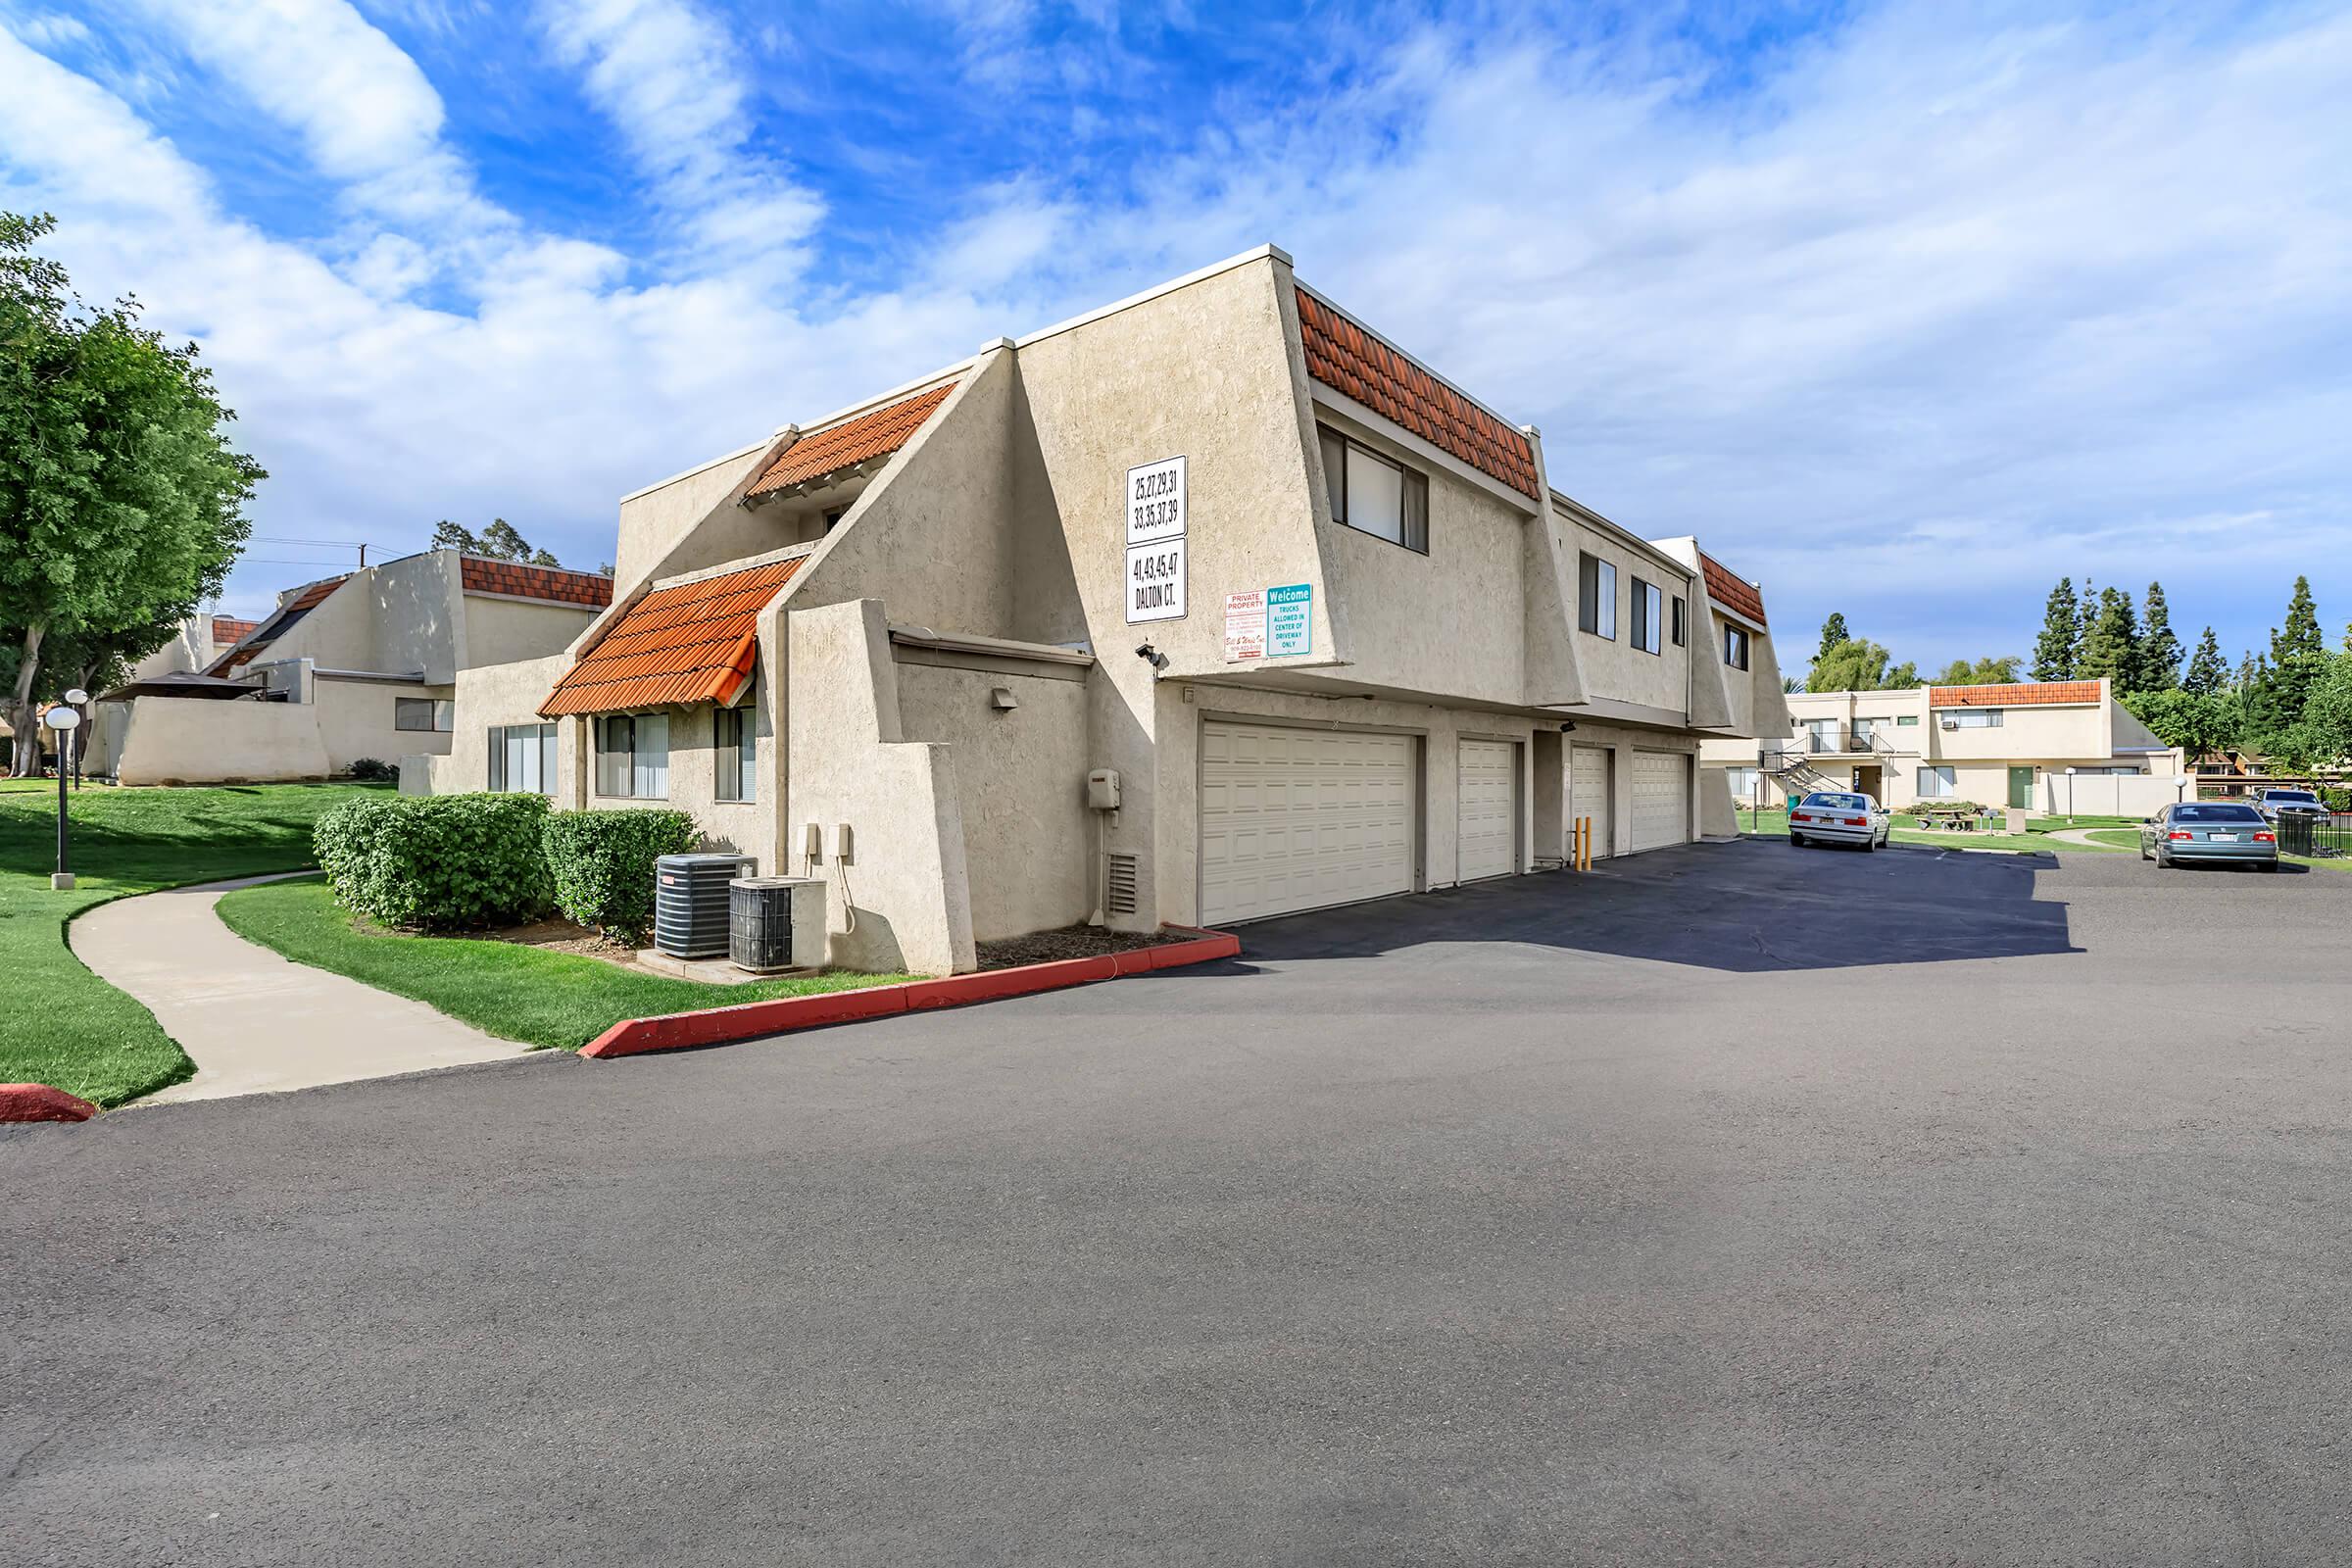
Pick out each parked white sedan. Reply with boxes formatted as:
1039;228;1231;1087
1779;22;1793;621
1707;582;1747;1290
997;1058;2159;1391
1788;790;1892;851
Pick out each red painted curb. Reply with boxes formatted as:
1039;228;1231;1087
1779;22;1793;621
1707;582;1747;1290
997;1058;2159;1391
0;1084;99;1123
582;925;1241;1061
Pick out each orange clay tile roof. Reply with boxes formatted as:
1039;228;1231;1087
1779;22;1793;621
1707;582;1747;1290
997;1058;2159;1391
539;557;805;717
211;615;258;645
1700;554;1767;627
461;557;614;609
210;575;349;671
1931;680;2102;708
1295;288;1539;499
742;382;957;501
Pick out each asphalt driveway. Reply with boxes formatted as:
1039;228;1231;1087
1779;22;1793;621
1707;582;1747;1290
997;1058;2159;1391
8;840;2352;1565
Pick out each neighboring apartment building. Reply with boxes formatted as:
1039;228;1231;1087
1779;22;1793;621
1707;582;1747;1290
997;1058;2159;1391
87;551;610;784
424;246;1788;973
1708;678;2187;813
129;613;262;681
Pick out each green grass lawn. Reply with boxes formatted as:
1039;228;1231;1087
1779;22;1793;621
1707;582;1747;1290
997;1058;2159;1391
0;780;381;1106
217;876;919;1051
1733;805;2132;856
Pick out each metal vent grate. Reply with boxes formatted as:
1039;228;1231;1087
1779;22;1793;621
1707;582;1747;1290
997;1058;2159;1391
1104;853;1139;916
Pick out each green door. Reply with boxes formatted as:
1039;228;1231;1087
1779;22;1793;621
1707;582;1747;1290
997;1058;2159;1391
2008;766;2034;809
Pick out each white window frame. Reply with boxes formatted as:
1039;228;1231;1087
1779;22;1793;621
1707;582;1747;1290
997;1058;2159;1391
1947;709;2004;728
713;702;757;804
1917;765;1957;799
1318;425;1429;553
487;722;558;796
595;712;669;800
1579;554;1617;639
395;697;454;733
1724;622;1750;670
1631;577;1663;656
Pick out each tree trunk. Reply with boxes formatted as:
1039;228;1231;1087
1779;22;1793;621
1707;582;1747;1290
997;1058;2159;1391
7;623;45;778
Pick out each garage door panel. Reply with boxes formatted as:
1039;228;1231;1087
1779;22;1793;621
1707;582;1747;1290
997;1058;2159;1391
1201;722;1415;924
1571;747;1612;860
1456;740;1516;882
1632;750;1690;853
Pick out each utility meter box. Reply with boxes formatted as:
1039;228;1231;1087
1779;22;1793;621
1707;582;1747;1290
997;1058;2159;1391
1087;768;1121;810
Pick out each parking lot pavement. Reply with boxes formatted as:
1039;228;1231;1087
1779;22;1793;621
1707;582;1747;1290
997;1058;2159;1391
7;841;2352;1565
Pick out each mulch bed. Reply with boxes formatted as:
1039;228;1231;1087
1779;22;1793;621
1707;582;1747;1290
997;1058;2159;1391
976;923;1189;970
487;916;639;962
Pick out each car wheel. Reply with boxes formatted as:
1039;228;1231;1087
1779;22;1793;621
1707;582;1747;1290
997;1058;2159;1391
1789;832;1805;848
1861;833;1876;853
2260;859;2279;873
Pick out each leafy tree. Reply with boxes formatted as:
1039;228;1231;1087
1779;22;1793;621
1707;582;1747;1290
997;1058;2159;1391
2137;581;2181;692
2;212;261;774
2264;575;2327;722
2122;688;2238;759
1815;612;1849;666
2293;653;2352;768
2075;587;2142;689
434;516;561;566
1934;655;2023;686
2031;578;2080;680
2181;626;2228;696
1807;638;1901;692
1883;660;1923;690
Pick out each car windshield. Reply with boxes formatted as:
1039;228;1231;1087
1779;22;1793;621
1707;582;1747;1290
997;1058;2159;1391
1802;794;1870;811
2267;791;2319;803
2173;805;2264;823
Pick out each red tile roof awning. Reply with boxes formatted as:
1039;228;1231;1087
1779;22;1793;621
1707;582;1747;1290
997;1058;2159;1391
461;557;614;609
1295;289;1539;499
211;615;258;645
1931;681;2101;709
1700;554;1767;627
539;557;805;717
742;382;957;501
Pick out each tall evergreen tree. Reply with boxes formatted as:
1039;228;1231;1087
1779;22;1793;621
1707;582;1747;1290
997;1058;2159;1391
2136;581;2181;692
2075;579;2099;670
2030;578;2080;680
2076;587;2142;688
1815;612;1849;666
2181;626;2228;695
2266;575;2327;721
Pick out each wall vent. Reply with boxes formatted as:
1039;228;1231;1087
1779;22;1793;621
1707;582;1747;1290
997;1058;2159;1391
1104;853;1139;916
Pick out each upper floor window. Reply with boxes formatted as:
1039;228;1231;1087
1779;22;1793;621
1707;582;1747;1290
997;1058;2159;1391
488;722;557;796
1318;426;1429;553
395;697;454;732
1723;622;1751;670
1578;554;1617;638
1671;595;1687;648
1631;576;1664;656
714;702;757;803
1946;708;2003;728
595;712;669;799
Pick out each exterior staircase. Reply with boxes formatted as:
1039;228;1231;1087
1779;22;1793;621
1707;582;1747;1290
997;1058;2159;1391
1763;726;1908;803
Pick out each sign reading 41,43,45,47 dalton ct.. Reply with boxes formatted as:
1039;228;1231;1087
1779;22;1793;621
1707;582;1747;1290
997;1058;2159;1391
1125;456;1186;624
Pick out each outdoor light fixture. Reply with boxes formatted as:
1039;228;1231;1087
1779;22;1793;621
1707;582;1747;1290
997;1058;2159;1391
1134;642;1170;672
64;687;88;792
43;706;81;890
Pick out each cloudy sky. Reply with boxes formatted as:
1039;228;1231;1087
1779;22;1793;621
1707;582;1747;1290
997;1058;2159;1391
3;0;2346;673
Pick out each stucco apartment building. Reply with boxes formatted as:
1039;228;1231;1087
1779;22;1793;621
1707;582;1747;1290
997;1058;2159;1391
426;246;1788;973
129;612;262;680
87;550;610;785
1707;678;2187;814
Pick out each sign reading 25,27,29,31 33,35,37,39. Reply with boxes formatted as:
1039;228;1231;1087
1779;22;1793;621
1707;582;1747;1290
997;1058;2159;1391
1126;456;1186;623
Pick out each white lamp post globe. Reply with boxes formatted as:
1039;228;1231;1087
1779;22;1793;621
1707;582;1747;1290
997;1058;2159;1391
64;687;89;705
44;707;80;732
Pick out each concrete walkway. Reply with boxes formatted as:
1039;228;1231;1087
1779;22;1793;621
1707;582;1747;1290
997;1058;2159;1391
2047;825;2130;849
73;874;528;1104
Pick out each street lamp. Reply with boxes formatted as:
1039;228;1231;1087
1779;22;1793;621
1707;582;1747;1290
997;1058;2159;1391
2064;765;2078;824
43;706;81;891
64;687;88;792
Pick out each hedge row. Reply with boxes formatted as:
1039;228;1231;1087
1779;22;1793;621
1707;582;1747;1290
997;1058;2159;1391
314;794;697;942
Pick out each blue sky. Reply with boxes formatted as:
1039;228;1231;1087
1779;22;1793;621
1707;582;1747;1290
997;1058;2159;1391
2;0;2347;675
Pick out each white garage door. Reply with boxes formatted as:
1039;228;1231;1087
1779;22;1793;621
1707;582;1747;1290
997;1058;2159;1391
1570;746;1612;860
1455;740;1517;883
1200;722;1415;924
1632;750;1691;853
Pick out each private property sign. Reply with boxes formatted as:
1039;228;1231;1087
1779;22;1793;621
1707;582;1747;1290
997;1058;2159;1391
1125;457;1186;624
1224;583;1311;662
1223;589;1265;661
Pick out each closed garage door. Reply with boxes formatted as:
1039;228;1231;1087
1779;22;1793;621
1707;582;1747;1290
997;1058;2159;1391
1632;750;1691;853
1570;746;1612;860
1200;722;1415;924
1455;740;1517;883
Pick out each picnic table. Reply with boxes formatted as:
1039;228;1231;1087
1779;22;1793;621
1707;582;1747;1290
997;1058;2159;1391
1911;805;1982;831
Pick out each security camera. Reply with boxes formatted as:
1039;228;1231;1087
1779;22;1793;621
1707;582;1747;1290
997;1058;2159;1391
1135;643;1170;671
1559;721;1576;733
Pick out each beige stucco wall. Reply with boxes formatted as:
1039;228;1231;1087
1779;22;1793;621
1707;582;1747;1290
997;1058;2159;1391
426;653;579;802
459;592;604;673
114;697;331;785
614;443;776;596
366;553;459;681
1565;514;1695;715
313;676;452;773
787;599;973;975
895;654;1094;942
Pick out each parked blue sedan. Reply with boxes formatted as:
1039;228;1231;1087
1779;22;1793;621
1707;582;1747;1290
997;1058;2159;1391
2139;802;2278;870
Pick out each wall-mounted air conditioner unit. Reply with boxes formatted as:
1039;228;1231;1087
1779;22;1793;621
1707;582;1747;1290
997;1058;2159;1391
1940;719;1960;730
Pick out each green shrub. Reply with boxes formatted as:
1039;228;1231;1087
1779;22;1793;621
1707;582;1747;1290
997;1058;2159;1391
314;792;553;931
2323;786;2350;813
541;808;699;945
346;758;397;783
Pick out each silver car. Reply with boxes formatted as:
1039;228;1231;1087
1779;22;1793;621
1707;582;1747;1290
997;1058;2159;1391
1788;790;1892;851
